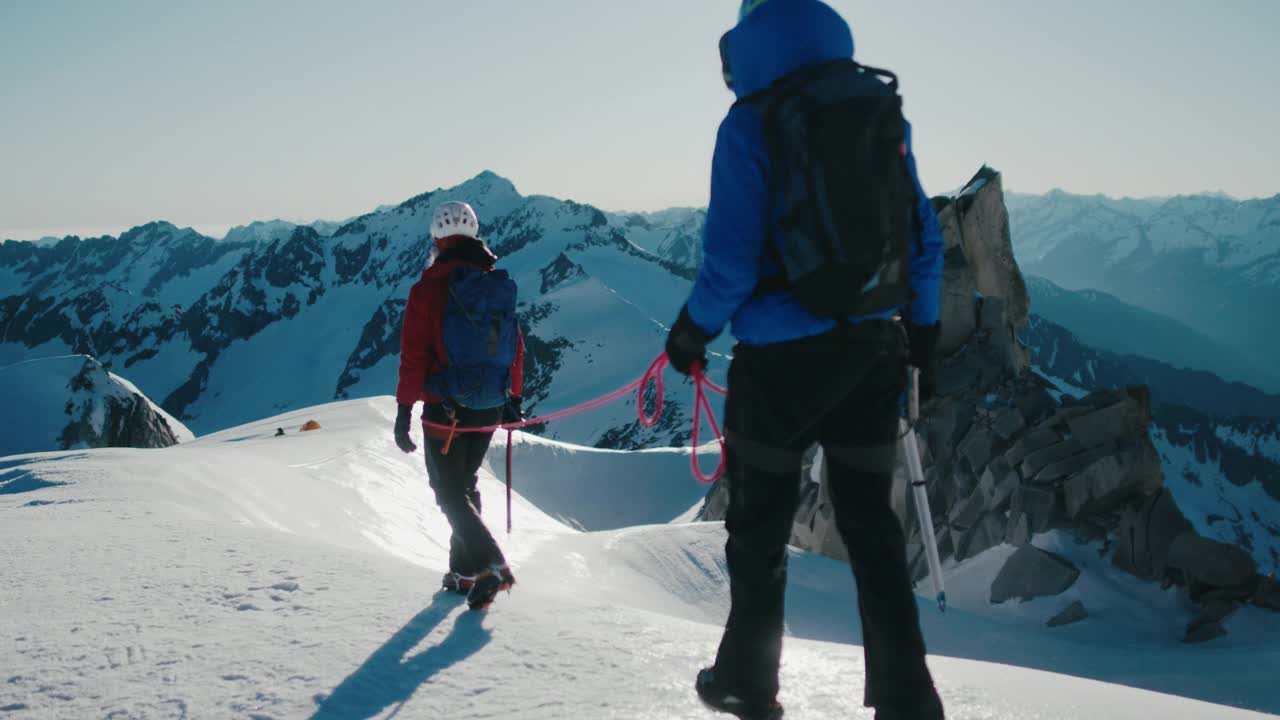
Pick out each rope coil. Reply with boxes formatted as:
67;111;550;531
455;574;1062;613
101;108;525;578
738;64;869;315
421;352;728;484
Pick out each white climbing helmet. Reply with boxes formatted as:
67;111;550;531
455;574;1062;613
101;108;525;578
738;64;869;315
430;201;480;241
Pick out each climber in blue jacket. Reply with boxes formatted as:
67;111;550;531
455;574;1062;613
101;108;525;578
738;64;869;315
665;1;945;718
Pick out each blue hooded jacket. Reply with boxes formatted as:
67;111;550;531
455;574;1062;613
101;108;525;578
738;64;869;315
685;0;943;346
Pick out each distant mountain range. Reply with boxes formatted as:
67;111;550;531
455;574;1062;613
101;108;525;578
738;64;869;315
4;179;1276;451
1006;190;1280;393
0;172;720;447
4;174;1277;568
1023;275;1279;392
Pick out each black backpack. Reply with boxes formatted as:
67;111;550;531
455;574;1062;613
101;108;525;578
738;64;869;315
744;59;918;318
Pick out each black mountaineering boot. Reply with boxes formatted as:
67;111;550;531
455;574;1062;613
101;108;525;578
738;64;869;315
695;667;784;719
441;571;475;595
466;564;515;610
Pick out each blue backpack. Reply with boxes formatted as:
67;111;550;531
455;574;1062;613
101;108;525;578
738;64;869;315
425;266;520;410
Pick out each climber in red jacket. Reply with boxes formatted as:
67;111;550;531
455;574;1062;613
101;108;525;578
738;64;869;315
394;200;525;610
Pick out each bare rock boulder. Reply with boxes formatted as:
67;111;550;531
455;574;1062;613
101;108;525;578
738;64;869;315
1112;488;1193;581
1167;531;1258;589
991;545;1080;604
1047;600;1088;627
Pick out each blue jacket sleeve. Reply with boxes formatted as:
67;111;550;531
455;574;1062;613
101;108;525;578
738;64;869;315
685;109;770;337
905;122;943;327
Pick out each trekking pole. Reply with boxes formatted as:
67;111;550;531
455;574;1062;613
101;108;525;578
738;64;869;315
903;366;946;612
505;429;513;535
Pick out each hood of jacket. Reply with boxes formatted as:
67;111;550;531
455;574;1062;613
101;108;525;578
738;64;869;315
723;0;855;99
424;238;498;279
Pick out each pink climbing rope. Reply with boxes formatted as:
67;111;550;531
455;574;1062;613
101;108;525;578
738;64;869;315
687;358;728;484
422;352;728;484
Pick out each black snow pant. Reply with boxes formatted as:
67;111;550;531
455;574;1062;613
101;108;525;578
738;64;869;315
422;403;505;577
712;320;941;714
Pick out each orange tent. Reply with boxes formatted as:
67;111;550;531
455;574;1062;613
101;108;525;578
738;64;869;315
300;420;322;432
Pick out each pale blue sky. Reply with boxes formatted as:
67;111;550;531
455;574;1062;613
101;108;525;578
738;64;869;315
2;0;1277;240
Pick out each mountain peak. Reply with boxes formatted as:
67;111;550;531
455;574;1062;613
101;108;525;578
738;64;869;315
449;170;520;201
119;221;199;245
396;171;525;219
222;220;301;245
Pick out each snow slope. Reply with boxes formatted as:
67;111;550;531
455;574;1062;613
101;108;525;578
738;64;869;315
2;398;1278;718
486;431;710;532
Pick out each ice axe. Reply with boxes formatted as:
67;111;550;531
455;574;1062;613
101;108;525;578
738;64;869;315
902;366;946;613
505;428;513;535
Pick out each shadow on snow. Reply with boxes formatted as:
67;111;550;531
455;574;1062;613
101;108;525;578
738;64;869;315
310;593;492;720
0;469;67;495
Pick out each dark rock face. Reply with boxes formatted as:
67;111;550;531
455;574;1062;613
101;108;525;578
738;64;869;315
58;357;183;451
955;511;1008;561
58;394;181;450
1167;533;1258;590
335;299;405;400
991;545;1080;604
1253;576;1280;611
1113;488;1194;581
1047;600;1088;627
540;253;588;294
1021;313;1280;563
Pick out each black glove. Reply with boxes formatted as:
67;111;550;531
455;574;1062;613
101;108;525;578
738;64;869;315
502;396;524;425
666;305;715;377
907;323;940;403
394;403;417;454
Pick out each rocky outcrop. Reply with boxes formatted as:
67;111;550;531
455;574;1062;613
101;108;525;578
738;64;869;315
991;545;1080;603
1047;600;1088;627
933;166;1029;360
0;355;191;456
696;166;1278;639
59;357;187;450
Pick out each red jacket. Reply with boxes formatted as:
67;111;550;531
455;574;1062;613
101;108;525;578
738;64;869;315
396;242;525;407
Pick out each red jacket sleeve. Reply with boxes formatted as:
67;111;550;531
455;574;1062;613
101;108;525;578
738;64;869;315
396;280;432;406
510;327;525;399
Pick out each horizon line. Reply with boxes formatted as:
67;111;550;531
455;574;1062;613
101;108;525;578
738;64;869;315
4;171;1277;244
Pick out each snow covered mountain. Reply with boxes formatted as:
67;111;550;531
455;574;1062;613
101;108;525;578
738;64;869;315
1024;275;1277;392
2;398;1277;718
1021;314;1280;422
1006;190;1280;393
0;354;192;457
0;172;720;447
606;207;707;276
